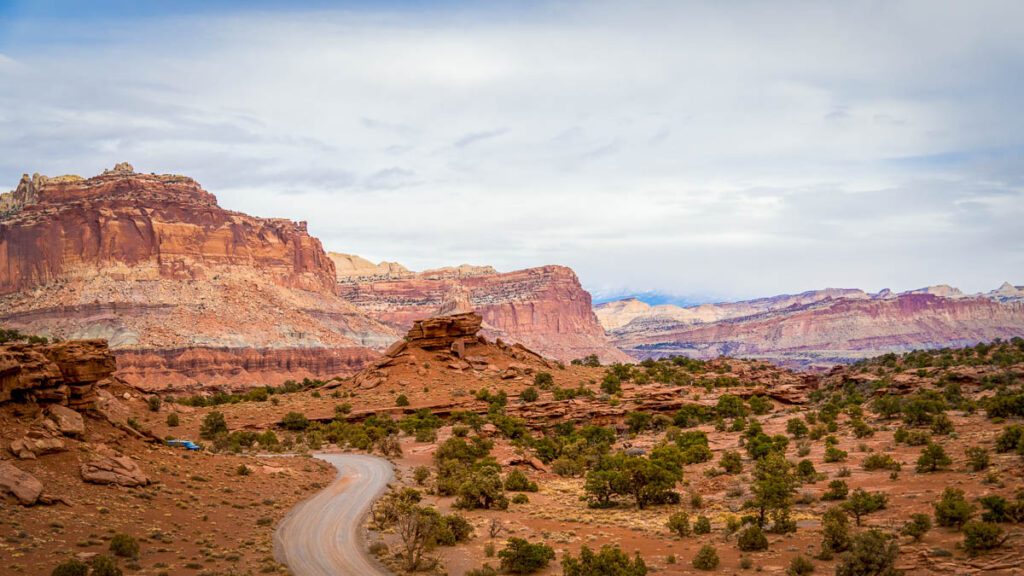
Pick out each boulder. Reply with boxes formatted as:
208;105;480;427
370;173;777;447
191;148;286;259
47;404;85;436
9;431;66;459
384;339;408;358
405;312;483;349
0;462;43;505
80;455;149;487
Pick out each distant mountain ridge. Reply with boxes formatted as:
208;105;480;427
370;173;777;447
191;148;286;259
596;283;1024;369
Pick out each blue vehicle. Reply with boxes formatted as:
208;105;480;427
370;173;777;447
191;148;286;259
167;439;200;451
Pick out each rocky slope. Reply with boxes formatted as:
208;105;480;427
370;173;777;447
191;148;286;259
600;285;1024;369
0;164;394;389
334;258;630;363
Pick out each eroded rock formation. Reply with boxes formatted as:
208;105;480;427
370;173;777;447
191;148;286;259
0;339;116;406
336;260;629;363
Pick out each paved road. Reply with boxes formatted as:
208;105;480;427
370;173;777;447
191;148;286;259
273;453;394;576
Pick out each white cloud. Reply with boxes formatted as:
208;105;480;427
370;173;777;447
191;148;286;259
1;1;1022;300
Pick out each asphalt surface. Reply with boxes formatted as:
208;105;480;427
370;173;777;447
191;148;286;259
272;453;395;576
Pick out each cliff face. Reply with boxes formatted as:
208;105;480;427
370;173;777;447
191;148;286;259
604;291;1024;369
1;164;337;295
336;263;631;363
0;165;395;389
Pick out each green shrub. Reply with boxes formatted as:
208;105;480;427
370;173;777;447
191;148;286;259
108;533;138;558
824;446;847;463
667;511;691;537
600;373;622;394
994;424;1024;452
498;538;555;574
930;413;954;435
720;450;743;474
89;556;122;576
693;515;711;535
842;489;888;526
199;412;228;439
147;396;162;412
835;530;899;576
534;372;554;388
737;525;768;551
962;521;1005;554
862;453;901;471
504;469;539;492
561;545;648;576
395;394;410;407
512;493;529;504
692;544;719;571
901;513;931;541
166;413;179;427
966;447;990;471
787;554;815;576
821;506;850;553
821;479;849;501
51;559;89;576
520;387;539;402
916;443;952;473
281;412;309;431
934;487;973;529
413;465;430;485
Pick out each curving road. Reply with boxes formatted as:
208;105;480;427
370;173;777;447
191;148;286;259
272;453;395;576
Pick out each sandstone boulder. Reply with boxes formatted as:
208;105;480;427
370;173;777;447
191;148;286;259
47;404;85;437
384;339;408;358
0;462;43;505
9;431;66;459
80;455;149;487
405;312;483;349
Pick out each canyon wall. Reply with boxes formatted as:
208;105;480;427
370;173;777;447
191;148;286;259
0;164;337;296
601;288;1024;369
335;260;631;363
0;164;394;389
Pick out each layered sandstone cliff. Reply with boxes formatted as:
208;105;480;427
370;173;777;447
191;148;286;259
602;288;1024;369
1;163;337;295
0;165;395;389
335;260;630;363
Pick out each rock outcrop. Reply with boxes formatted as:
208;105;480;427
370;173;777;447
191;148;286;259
0;462;44;505
113;345;380;392
336;260;629;363
602;288;1024;369
405;312;484;349
9;432;66;459
0;339;116;406
0;165;396;389
80;455;149;487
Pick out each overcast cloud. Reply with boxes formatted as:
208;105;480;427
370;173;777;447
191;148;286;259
1;0;1022;302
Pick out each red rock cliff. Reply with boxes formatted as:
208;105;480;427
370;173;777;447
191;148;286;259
336;263;630;363
0;165;395;390
0;163;337;296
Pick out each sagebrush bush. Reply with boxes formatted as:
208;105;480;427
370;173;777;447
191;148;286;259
108;534;138;558
692;544;719;570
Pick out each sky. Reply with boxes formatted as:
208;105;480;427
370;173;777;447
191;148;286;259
1;0;1022;304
